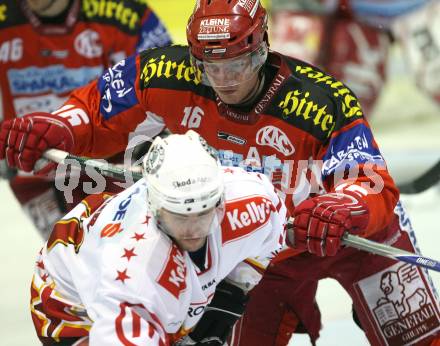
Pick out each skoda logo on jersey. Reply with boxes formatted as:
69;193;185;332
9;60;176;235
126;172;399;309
256;126;295;156
74;29;103;58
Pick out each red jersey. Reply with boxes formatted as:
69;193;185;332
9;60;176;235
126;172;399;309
58;45;399;238
0;0;172;120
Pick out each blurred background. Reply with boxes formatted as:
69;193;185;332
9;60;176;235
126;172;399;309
2;0;439;345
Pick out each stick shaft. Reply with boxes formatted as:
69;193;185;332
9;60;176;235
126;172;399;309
342;233;440;272
45;147;440;194
43;148;143;182
44;150;440;272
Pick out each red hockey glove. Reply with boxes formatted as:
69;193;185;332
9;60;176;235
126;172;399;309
289;192;370;257
0;113;74;174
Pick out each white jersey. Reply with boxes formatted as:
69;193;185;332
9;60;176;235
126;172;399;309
30;167;287;345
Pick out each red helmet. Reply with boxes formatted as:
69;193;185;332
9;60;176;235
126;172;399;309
187;0;268;60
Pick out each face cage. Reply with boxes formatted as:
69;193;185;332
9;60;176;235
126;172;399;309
191;42;268;88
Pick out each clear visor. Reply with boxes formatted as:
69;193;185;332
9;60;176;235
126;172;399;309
158;207;216;240
192;42;268;88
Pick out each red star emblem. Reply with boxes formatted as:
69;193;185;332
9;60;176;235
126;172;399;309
122;247;137;261
224;168;235;174
41;273;49;282
142;215;151;225
131;232;146;241
115;269;130;283
36;260;45;270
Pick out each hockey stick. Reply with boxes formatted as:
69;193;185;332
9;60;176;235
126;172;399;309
342;233;440;272
43;148;143;182
44;146;440;194
397;158;440;194
286;218;440;273
44;148;440;272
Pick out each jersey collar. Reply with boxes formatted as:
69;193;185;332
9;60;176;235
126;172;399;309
216;52;290;125
20;0;80;35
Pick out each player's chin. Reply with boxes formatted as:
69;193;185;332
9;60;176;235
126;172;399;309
216;91;242;105
177;237;206;252
215;86;241;104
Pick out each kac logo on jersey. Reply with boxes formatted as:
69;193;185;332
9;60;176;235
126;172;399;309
74;29;103;58
256;126;295;156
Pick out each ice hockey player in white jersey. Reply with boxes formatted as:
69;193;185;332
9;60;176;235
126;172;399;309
30;130;287;345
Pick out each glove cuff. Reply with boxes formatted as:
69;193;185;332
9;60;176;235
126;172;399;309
333;190;370;234
25;112;75;140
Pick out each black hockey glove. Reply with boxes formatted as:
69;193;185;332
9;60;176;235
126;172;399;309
189;280;249;345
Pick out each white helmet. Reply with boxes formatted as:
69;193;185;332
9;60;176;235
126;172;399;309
143;130;224;216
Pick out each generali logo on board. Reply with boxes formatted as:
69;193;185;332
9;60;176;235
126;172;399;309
356;262;440;346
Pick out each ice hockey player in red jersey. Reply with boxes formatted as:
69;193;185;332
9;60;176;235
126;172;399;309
0;0;172;238
270;0;440;116
2;0;440;345
30;130;287;345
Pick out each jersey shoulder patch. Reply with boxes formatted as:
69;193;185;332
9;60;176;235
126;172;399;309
0;2;27;29
79;0;150;34
264;54;364;142
139;45;215;99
